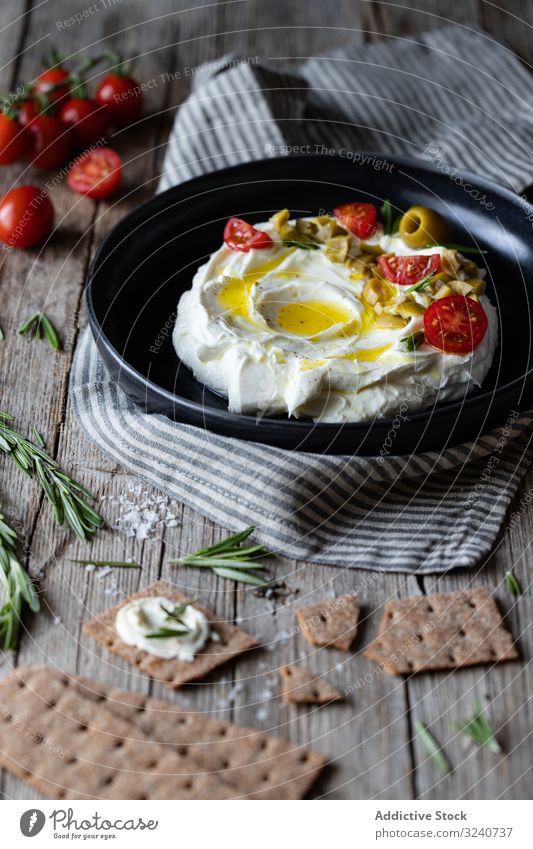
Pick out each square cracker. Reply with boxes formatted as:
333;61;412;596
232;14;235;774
364;588;518;675
296;594;359;651
1;667;327;800
279;664;343;705
0;667;235;800
83;580;258;688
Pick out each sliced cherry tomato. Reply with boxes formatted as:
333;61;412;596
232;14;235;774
0;113;28;164
26;115;71;169
67;147;122;199
223;217;273;252
59;98;108;148
0;185;54;249
95;74;142;127
378;253;441;286
33;67;71;106
424;295;488;354
333;202;377;239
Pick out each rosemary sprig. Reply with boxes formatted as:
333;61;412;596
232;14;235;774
0;511;40;651
414;721;451;774
281;239;319;251
404;271;437;295
439;242;488;256
400;330;425;353
505;571;522;597
73;560;140;568
0;412;102;541
455;703;502;753
169;527;272;587
145;601;195;639
161;600;193;623
18;313;61;351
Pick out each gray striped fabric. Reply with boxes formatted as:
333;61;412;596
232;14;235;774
70;26;533;572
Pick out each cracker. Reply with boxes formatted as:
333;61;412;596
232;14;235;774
280;665;343;705
364;588;518;675
83;580;258;688
2;667;327;800
0;667;235;800
296;594;359;651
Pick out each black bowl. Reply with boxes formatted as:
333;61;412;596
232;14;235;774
86;154;533;455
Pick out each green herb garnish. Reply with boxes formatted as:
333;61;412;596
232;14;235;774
455;703;502;753
0;412;102;541
404;271;436;295
505;571;522;597
439;243;488;255
400;330;425;353
0;510;40;651
146;627;191;639
169;527;272;587
281;239;319;251
381;199;399;236
73;560;141;568
414;721;451;774
18;313;61;351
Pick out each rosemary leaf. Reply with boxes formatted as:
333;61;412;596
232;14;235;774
281;239;319;250
505;571;522;597
39;314;61;351
212;566;269;586
73;560;141;568
415;721;451;774
400;330;425;353
18;314;40;336
455;704;502;753
381;199;393;236
0;325;4;342
440;242;488;255
146;627;190;639
405;271;437;295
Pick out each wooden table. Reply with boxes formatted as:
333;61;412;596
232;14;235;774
0;0;531;800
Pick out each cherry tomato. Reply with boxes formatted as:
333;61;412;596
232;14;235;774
59;98;108;149
0;185;54;249
333;202;377;239
95;74;142;127
424;295;488;354
223;217;273;252
0;113;28;164
378;253;441;286
17;99;39;127
67;147;122;199
33;67;71;106
26;115;71;169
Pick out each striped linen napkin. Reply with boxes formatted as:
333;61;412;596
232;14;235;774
70;26;533;573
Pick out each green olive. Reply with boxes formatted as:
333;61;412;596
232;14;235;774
399;206;451;249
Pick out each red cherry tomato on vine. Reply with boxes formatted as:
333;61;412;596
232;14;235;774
95;74;142;127
33;67;71;106
67;147;122;199
223;217;273;252
59;98;108;148
333;202;377;239
0;114;28;164
377;253;441;286
0;185;54;249
17;99;39;128
26;115;71;169
424;295;488;354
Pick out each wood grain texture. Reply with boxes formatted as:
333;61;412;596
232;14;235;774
1;0;532;800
